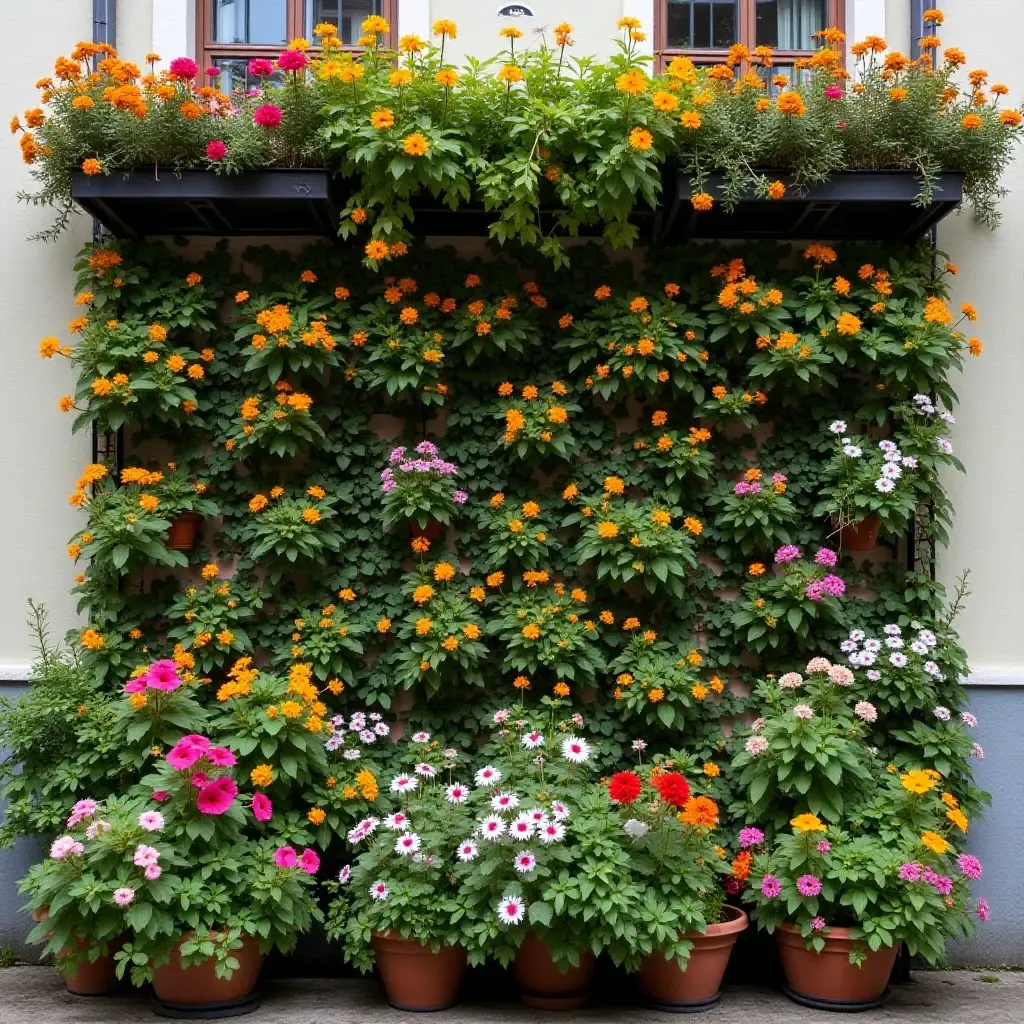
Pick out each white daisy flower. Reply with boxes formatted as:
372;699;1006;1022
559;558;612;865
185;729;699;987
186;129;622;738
843;445;862;458
521;731;545;750
338;865;351;883
474;765;502;787
359;730;377;744
849;629;865;642
560;735;591;763
514;851;537;874
623;818;649;839
445;783;470;804
415;763;437;778
478;815;507;841
411;731;431;743
550;801;570;821
889;652;908;667
343;749;361;760
524;808;547;824
390;774;419;794
497;895;526;926
373;722;390;737
370;881;389;901
395;832;422;856
864;638;882;652
456;840;478;862
538;821;566;844
829;420;847;434
874;477;895;493
491;791;520;812
508;814;535;840
384;812;411;831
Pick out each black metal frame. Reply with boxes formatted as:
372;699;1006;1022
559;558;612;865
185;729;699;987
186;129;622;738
72;169;342;239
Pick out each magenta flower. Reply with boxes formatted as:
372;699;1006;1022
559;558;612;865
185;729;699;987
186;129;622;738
814;548;838;567
274;845;298;868
206;139;227;160
824;85;843;100
152;790;169;802
452;490;468;504
760;875;782;898
278;49;308;72
805;582;825;601
146;659;183;690
957;854;983;880
180;734;211;751
191;772;209;787
734;481;750;496
252;793;273;822
797;874;822;897
206;746;237;767
810;915;826;931
977;898;990;923
775;544;801;563
124;678;147;694
933;875;954;895
205;66;221;77
299;849;320;875
738;827;765;849
196;776;238;815
166;741;201;771
817;840;831;854
168;57;199;80
248;58;275;77
254;104;283;128
821;574;846;597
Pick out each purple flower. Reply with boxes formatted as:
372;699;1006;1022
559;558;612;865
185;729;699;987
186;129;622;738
899;862;923;882
389;446;407;463
760;874;782;898
415;440;439;456
932;875;954;896
810;915;826;931
977;898;990;923
738;827;765;849
817;840;831;854
824;85;843;100
796;874;822;897
821;574;846;597
805;582;825;601
958;854;983;881
452;490;468;504
775;545;801;563
923;868;939;886
814;548;838;567
749;482;761;494
734;481;750;496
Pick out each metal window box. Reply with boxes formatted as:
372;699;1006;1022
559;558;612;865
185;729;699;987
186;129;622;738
71;168;341;238
658;170;966;242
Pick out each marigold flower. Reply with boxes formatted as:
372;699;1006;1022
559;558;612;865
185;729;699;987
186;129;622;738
962;113;984;130
790;813;827;833
627;127;654;151
691;192;713;212
616;69;648;96
777;91;807;116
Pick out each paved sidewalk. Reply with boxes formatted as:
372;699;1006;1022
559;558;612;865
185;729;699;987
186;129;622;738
0;968;1020;1023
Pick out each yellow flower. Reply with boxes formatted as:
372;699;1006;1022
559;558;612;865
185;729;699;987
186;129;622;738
653;91;679;112
370;107;395;130
647;687;664;703
497;65;524;85
628;127;654;151
901;770;937;795
616;70;649;96
679;111;702;130
790;813;827;834
921;831;951;855
435;68;459;88
250;764;274;787
308;807;327;825
703;762;720;777
432;19;457;38
946;808;969;833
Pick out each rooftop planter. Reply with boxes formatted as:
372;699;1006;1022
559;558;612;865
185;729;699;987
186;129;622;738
71;168;340;239
658;170;966;243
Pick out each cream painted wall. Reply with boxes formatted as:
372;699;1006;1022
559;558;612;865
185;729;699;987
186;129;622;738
117;0;155;64
935;0;1024;683
0;0;94;670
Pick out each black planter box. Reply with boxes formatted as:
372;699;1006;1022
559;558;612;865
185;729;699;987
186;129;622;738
71;168;341;238
661;169;965;242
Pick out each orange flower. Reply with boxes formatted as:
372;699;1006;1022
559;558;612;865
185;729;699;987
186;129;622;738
691;192;713;212
776;91;807;116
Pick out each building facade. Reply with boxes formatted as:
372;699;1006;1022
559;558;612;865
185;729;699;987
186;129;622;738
1;0;1021;966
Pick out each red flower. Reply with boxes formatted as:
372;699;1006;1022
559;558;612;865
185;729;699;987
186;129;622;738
253;104;282;129
205;67;221;78
168;57;199;80
205;139;227;160
248;58;275;78
278;50;308;72
608;771;642;805
652;771;691;808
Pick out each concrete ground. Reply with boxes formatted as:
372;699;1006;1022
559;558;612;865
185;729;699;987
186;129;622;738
0;968;1020;1023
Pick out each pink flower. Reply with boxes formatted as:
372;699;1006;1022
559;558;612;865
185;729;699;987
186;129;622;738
169;57;199;80
814;548;838;567
824;85;843;100
152;790;169;802
138;811;164;832
145;864;162;881
146;660;183;691
166;741;201;770
50;836;84;859
206;139;227;160
196;776;238;815
932;875;954;896
299;849;320;875
977;898;990;923
774;545;801;563
734;481;750;496
191;772;209;787
180;734;210;750
113;887;135;907
820;574;846;597
205;67;221;77
810;915;827;931
206;746;236;767
124;678;147;694
278;49;308;71
253;104;282;128
899;862;923;882
738;827;764;849
760;874;782;898
958;854;983;880
248;58;275;77
274;845;297;868
817;840;831;854
133;844;160;868
252;792;273;821
797;874;822;897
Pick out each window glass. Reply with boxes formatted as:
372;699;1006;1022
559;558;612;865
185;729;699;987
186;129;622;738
212;0;288;45
666;1;738;49
306;0;383;46
213;56;285;95
755;0;827;49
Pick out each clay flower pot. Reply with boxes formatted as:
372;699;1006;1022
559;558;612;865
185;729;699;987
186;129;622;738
167;512;203;551
776;923;900;1011
31;906;119;997
837;515;881;551
410;518;444;541
636;905;748;1011
151;933;263;1018
371;931;466;1011
514;934;595;1010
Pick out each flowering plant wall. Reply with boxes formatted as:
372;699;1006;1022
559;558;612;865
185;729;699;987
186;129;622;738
13;12;1023;251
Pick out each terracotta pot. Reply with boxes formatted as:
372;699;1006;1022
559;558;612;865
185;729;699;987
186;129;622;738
32;906;120;996
514;934;595;1010
371;931;466;1011
167;512;203;551
151;933;263;1016
410;518;444;541
637;905;748;1011
777;923;899;1011
837;515;881;552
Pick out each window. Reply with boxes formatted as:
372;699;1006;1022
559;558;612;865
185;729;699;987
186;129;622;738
656;0;844;68
198;0;396;93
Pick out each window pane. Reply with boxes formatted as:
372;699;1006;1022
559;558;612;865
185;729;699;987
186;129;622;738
756;0;827;50
213;57;285;95
666;1;737;49
212;0;287;45
306;0;383;46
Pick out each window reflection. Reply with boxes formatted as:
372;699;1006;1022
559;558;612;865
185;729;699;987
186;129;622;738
305;0;384;46
755;0;827;50
666;1;739;49
212;0;287;45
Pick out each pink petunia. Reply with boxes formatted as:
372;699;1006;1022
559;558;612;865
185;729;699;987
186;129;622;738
146;660;183;691
123;678;147;694
299;849;320;875
274;846;297;868
152;790;169;802
206;747;236;767
196;776;238;815
168;57;199;80
166;741;201;771
252;793;273;822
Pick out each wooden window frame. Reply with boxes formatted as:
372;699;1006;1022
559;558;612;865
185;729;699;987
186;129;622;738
197;0;397;70
654;0;846;68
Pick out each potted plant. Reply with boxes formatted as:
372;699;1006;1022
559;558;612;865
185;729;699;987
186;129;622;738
814;400;961;550
735;657;988;1010
325;732;473;1011
707;468;799;556
138;463;220;551
604;760;745;1011
380;441;465;536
